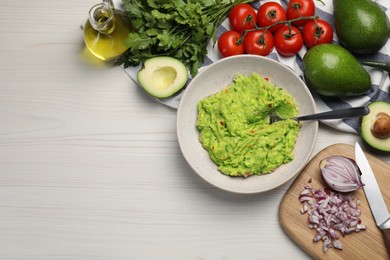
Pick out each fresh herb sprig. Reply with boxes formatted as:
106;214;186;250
116;0;253;77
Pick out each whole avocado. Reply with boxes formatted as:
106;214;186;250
303;44;371;96
333;0;390;55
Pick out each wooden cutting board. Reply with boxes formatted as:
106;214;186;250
279;143;390;259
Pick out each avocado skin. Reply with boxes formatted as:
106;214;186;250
303;44;371;96
333;0;390;55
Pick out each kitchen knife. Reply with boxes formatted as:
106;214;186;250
355;142;390;255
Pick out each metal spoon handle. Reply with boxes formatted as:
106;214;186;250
294;107;370;121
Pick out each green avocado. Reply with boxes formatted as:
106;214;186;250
137;56;188;98
303;44;371;96
361;101;390;152
333;0;390;55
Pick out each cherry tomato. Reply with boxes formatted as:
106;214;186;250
229;3;257;33
302;18;333;48
218;30;245;57
274;25;303;56
257;2;287;33
243;30;274;56
286;0;315;26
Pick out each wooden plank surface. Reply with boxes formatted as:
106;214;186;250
279;143;390;259
1;0;389;258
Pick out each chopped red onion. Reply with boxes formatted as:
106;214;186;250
298;179;367;252
320;156;363;192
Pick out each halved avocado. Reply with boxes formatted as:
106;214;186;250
361;101;390;152
137;57;188;99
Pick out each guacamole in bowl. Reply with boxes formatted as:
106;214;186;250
177;55;317;194
197;73;300;177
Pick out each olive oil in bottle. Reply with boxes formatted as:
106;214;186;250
83;0;132;61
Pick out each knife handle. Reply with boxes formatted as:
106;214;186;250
382;229;390;256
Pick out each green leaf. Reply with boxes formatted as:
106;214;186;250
170;34;184;49
156;34;172;50
131;19;146;30
170;0;186;8
145;28;160;37
123;0;146;15
189;60;200;77
199;0;216;6
124;33;152;51
151;10;174;21
205;24;215;37
146;0;159;8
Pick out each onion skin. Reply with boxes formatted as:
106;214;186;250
320;156;363;193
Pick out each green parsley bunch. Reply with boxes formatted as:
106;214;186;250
117;0;253;77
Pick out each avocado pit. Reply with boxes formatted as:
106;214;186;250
371;112;390;139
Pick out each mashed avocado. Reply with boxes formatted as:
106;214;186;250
197;73;300;177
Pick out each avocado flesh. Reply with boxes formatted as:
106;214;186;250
303;44;371;96
137;57;188;98
333;0;390;54
361;101;390;152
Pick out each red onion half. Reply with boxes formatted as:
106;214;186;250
320;156;363;193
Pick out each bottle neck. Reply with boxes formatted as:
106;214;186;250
88;3;115;35
102;0;114;10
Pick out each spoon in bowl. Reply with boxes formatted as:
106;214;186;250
270;106;370;124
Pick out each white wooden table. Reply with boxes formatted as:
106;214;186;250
0;1;388;259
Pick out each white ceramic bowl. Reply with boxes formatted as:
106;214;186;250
177;55;318;194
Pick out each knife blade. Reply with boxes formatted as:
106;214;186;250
355;142;390;255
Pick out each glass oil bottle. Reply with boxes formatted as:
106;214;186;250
83;0;132;61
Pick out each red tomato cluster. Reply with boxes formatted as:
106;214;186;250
218;1;333;58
